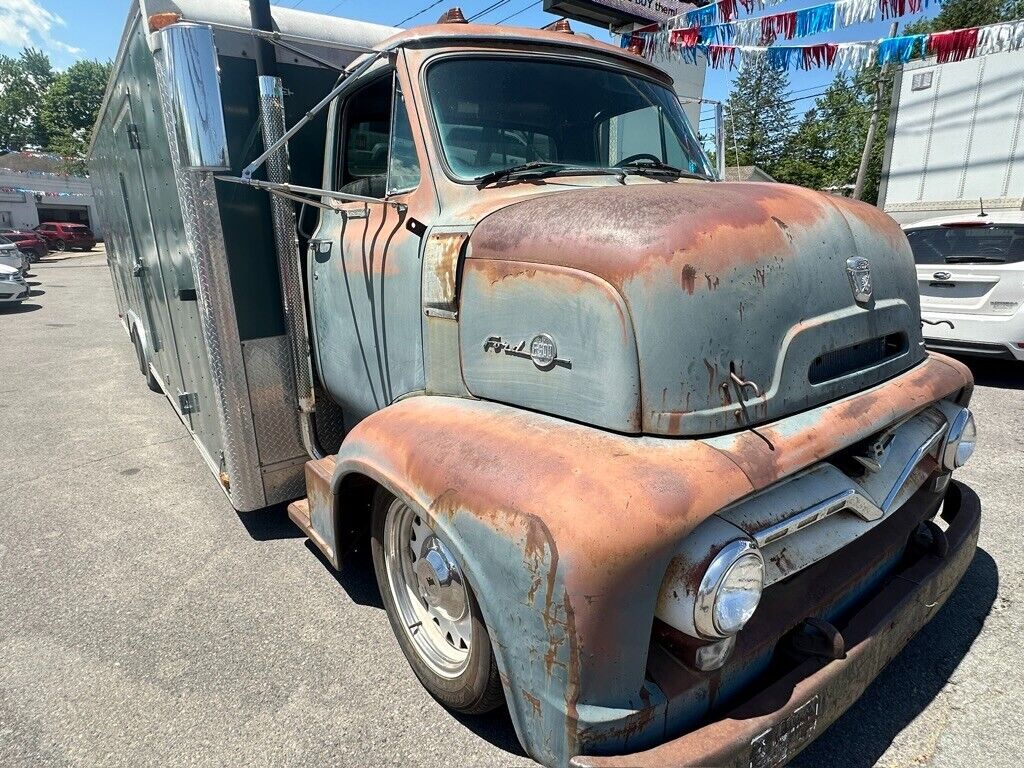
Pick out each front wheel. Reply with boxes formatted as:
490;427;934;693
370;488;503;714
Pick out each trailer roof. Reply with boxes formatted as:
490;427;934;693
143;0;398;50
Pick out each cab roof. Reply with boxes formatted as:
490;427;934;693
378;22;670;83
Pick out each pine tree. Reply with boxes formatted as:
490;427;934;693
723;57;794;175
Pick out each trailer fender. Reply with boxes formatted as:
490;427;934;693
326;395;756;766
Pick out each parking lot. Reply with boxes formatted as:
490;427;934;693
0;249;1021;768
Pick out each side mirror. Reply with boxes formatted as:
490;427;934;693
158;23;230;171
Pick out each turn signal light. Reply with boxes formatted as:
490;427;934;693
148;12;181;32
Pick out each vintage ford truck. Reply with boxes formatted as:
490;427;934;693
89;1;981;766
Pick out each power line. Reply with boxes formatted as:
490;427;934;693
469;0;516;21
698;88;830;122
494;0;541;24
394;0;449;26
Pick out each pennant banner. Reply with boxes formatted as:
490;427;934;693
633;0;930;51
0;185;92;199
625;18;1024;71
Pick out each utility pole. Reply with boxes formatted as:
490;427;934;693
853;21;898;201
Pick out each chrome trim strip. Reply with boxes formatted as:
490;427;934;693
751;420;948;549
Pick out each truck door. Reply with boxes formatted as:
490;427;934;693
309;72;432;429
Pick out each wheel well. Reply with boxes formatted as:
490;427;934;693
334;471;378;558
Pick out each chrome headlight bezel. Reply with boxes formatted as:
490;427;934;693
695;539;765;639
941;407;976;470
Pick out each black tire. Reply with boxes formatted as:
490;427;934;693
132;330;161;392
53;239;66;252
370;487;504;715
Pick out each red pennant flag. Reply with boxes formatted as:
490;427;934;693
707;44;738;69
719;0;739;22
927;27;980;63
761;11;798;43
801;43;838;69
738;0;757;12
670;27;702;47
880;0;924;19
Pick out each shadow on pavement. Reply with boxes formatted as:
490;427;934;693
236;502;304;541
945;355;1024;391
0;302;42;314
792;547;998;767
314;544;385;610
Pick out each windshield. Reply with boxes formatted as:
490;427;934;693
426;57;713;181
907;224;1024;264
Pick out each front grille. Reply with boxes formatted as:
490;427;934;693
809;333;907;385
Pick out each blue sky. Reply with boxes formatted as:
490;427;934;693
1;0;939;131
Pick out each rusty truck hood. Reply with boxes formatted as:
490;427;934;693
466;181;926;436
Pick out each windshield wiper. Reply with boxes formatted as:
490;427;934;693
617;158;711;181
474;162;622;187
474;162;574;187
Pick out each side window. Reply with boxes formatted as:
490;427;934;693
338;76;393;198
388;84;420;194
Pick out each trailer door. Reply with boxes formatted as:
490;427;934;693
113;94;193;427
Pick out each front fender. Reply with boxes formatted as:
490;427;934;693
327;395;754;766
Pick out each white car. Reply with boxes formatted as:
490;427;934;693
905;211;1024;362
0;234;28;276
0;263;28;306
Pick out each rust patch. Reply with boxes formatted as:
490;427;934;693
680;264;697;295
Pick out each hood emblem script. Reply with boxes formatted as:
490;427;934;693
484;335;572;371
846;257;873;303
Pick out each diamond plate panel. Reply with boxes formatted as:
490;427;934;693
242;335;307;467
154;45;265;511
262;461;308;506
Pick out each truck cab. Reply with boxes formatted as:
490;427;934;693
90;5;982;767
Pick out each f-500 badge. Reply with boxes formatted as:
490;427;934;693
846;257;873;304
483;334;572;371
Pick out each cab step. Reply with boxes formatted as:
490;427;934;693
287;456;339;567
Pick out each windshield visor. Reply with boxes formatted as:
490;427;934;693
425;56;713;181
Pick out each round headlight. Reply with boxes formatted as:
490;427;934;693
943;408;976;470
695;540;764;638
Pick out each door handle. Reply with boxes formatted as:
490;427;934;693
132;261;144;277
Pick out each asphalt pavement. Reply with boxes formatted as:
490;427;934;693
0;249;1021;767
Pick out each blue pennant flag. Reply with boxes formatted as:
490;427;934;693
766;46;799;70
686;4;719;27
795;3;835;37
877;34;926;64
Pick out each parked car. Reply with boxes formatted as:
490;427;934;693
0;227;48;261
0;263;28;306
905;211;1024;362
33;222;96;252
0;235;29;276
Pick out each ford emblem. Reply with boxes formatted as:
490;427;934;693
933;271;952;281
846;257;873;304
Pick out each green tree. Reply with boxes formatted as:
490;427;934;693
723;56;794;175
40;59;111;175
0;48;54;150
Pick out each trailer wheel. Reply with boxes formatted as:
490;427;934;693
132;330;161;393
371;487;503;714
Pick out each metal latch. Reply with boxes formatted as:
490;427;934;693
127;123;141;150
178;391;199;415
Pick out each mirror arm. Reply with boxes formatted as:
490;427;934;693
216;176;407;212
241;48;390;181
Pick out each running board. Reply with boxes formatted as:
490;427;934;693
287;456;339;568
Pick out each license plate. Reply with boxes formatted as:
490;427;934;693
749;695;820;768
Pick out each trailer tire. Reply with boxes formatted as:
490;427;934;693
132;329;161;393
370;487;504;715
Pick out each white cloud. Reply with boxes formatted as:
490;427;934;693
0;0;84;58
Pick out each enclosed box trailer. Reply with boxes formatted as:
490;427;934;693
89;0;395;510
879;49;1024;226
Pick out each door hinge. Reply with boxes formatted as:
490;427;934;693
128;123;141;150
178;391;199;415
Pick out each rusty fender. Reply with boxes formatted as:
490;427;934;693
323;354;970;768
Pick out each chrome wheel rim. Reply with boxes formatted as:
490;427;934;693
384;499;472;678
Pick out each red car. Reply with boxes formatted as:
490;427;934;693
34;222;96;252
0;227;48;261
